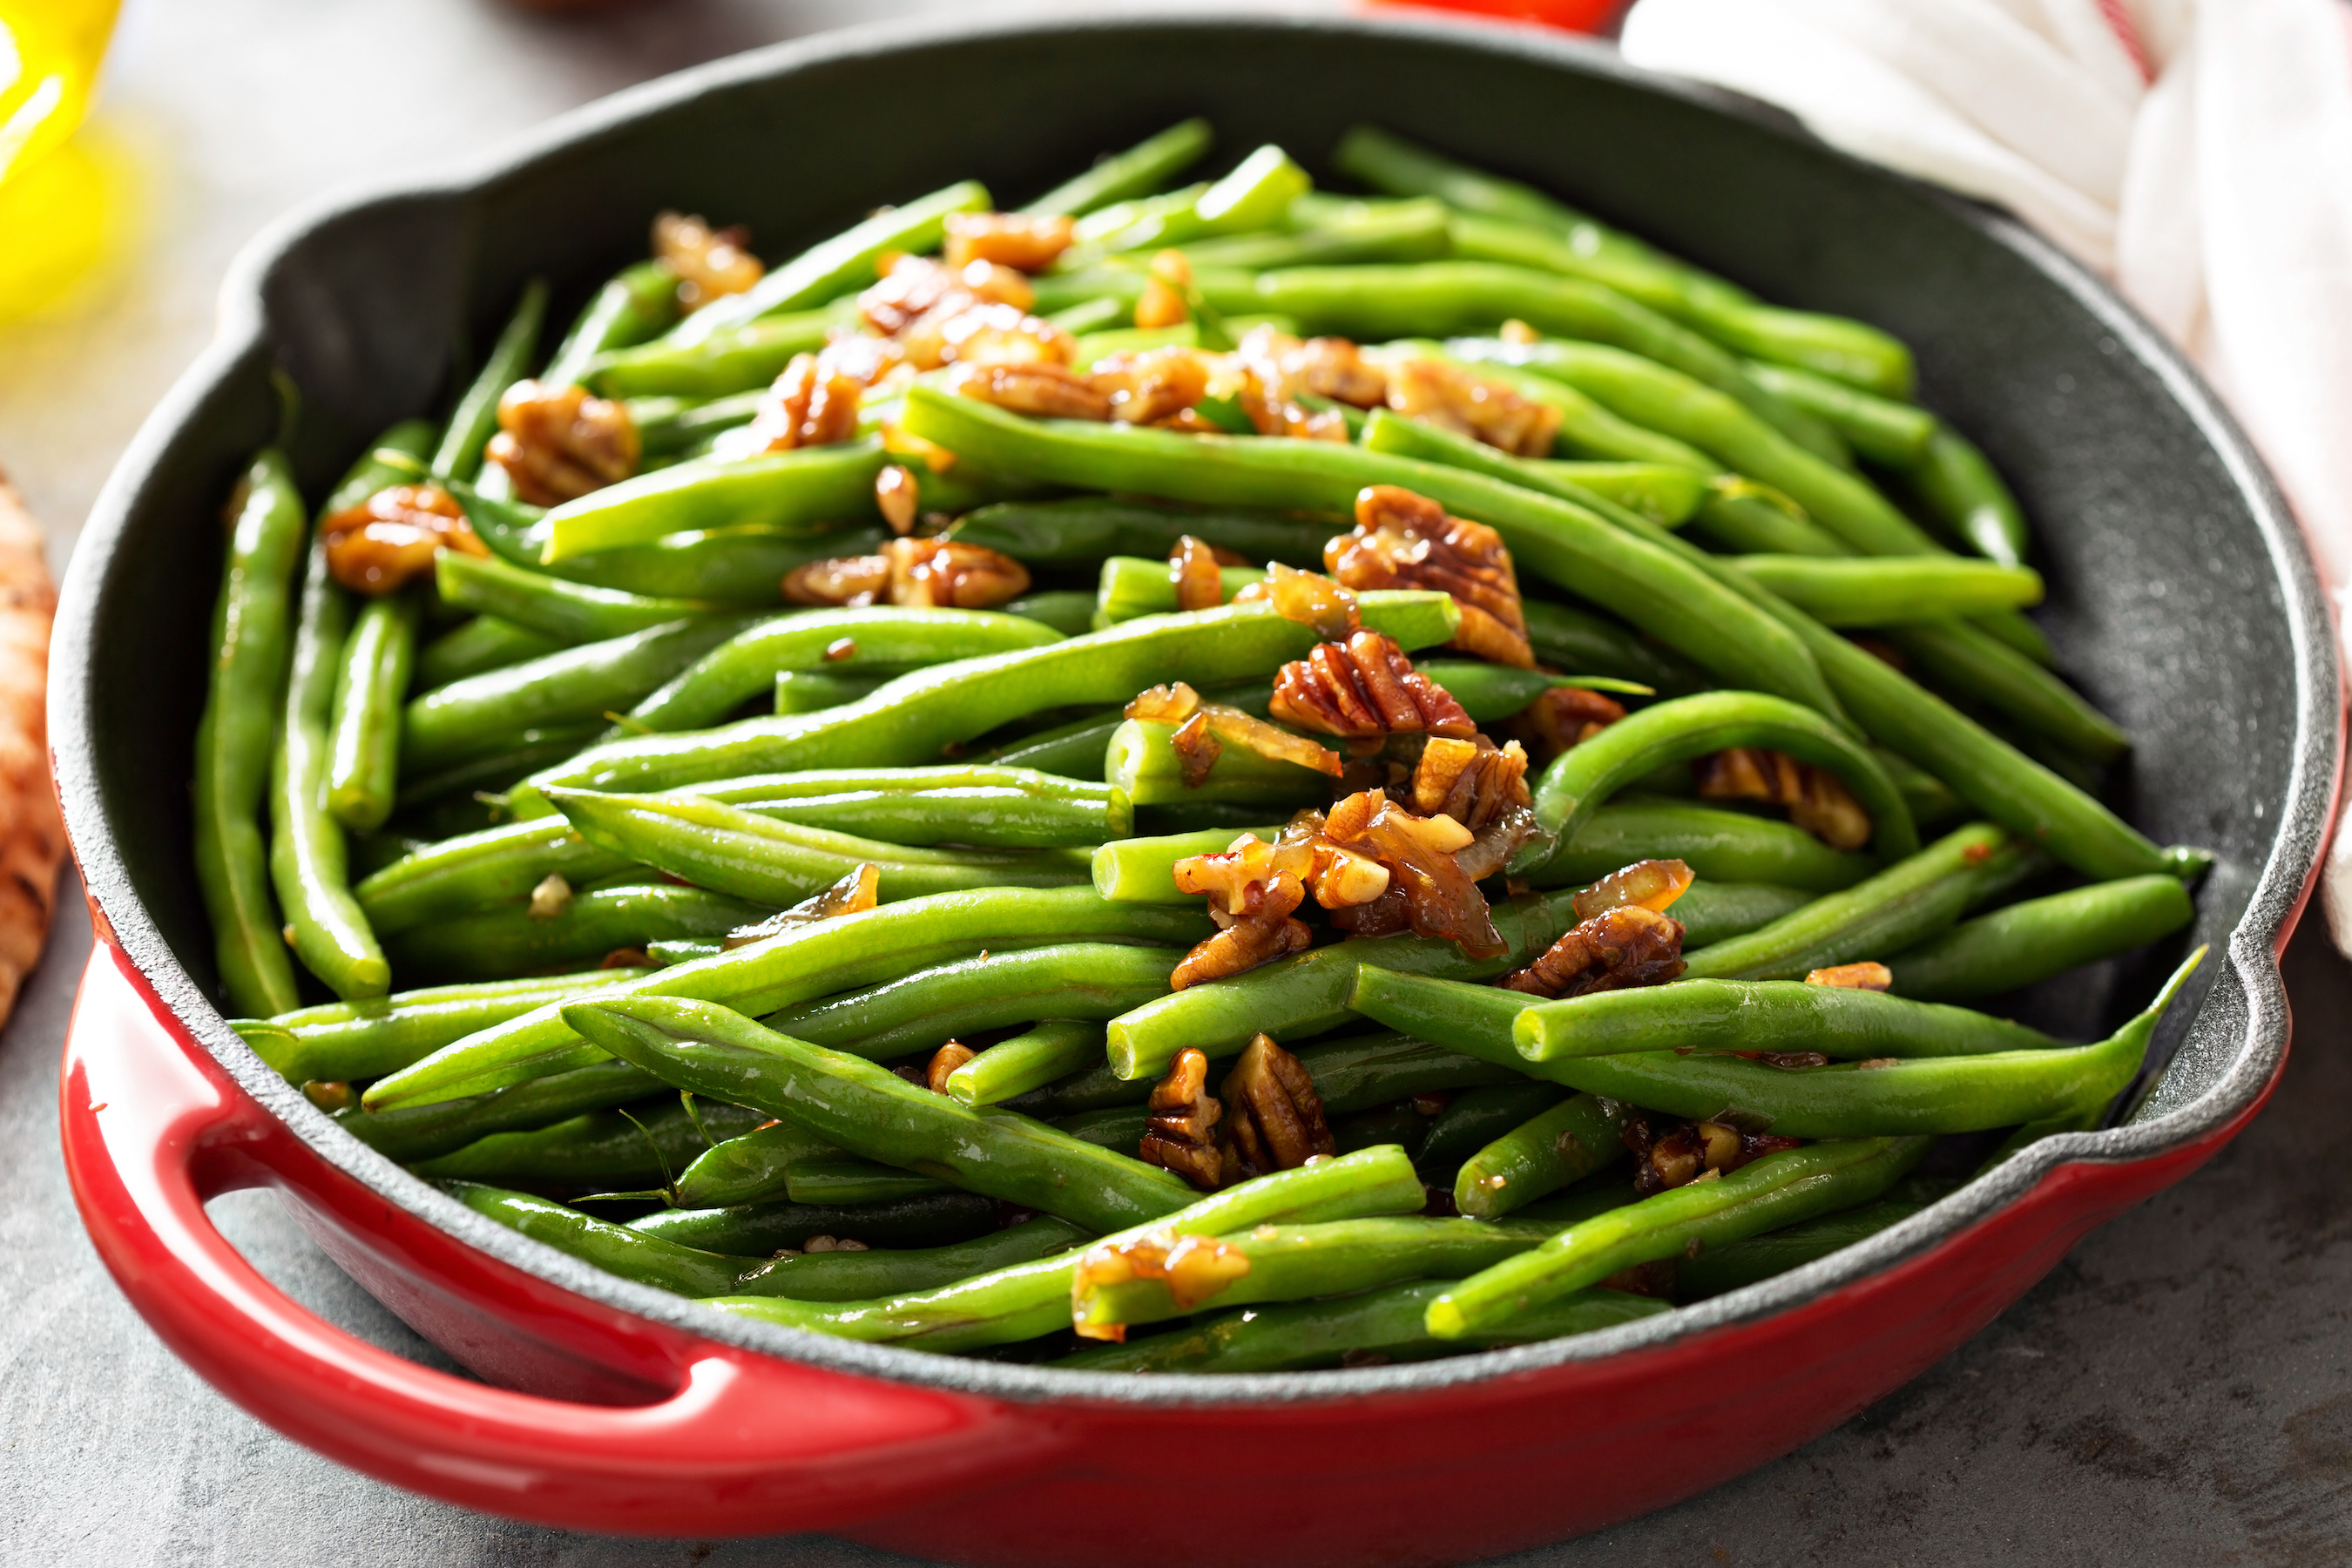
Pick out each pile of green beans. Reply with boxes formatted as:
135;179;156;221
189;118;2209;1379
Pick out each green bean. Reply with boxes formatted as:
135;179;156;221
1454;1093;1622;1219
1533;461;1708;526
1681;821;2007;981
537;440;884;560
1091;826;1271;902
1689;482;1853;558
949;495;1338;569
1066;145;1309;265
1001;591;1098;637
679;765;1130;849
416;1094;765;1190
563;994;1195;1231
1673;882;1818;948
1909;426;2031;566
589;304;848;398
670;1119;832;1209
439;1181;753;1296
625;607;1058;734
764;943;1176;1059
632;1192;1004;1255
1362;950;2203;1140
430;280;547;482
627;390;764;457
1888;875;2193;1002
786;1158;953;1206
1742;362;1936;465
1105;718;1329;811
1522;600;1705;694
982;709;1125;780
434;550;722;645
1526;690;1917;864
703;1144;1425;1349
395;723;605;811
549;523;875;604
1074;1214;1564;1337
1335;127;1915;397
733;1217;1092;1302
1048;1104;1147;1157
1094;556;1265;624
942;1021;1105;1106
1530;799;1872;892
771;668;887;713
544;787;1092;909
544;260;679;389
194;449;310;1017
1023;118;1214;218
1056;1278;1664;1372
1886;620;2128;763
323;592;420;833
335;1058;663;1164
366;885;1213;1110
404;618;750;774
1732;556;2043;626
1179;198;1453;271
1414;1082;1566;1174
1410;660;1648;719
900;387;1840;718
274;526;388;999
1675;1197;1932;1300
666;179;990;347
242;967;656;1083
517;593;1456;812
385;882;771;985
1428;1137;1929;1337
415;615;563;689
1511;977;2055;1062
1105;890;1578;1079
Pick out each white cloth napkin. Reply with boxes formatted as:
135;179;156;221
1619;0;2352;953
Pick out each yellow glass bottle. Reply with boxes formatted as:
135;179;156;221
0;0;126;321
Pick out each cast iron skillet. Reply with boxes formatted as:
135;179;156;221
51;4;2338;1546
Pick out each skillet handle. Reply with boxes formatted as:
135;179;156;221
60;936;1052;1534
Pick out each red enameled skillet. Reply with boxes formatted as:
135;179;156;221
49;11;2340;1562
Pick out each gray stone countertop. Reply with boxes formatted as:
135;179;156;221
3;2;2345;1562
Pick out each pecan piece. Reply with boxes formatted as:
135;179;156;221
1807;961;1893;991
1410;736;1533;833
1167;869;1312;990
1383;356;1560;457
1133;249;1193;331
1270;629;1477;740
875;463;919;536
1170;533;1227;611
1328;485;1533;668
1622;1111;1801;1196
887;535;1030;608
1236;324;1389;410
861;253;1035;335
1573;858;1695;921
721;863;880;949
1694;746;1873;852
1323;788;1505;957
913;301;1074;373
1513;686;1627;765
1092;346;1213;426
926;1041;977;1093
1126;681;1342;779
484;380;639;506
1139;1047;1226;1191
945;359;1112;420
1501;903;1686;998
652;211;763;312
1217;1033;1335;1179
1233;561;1361;639
320;483;489;595
1071;1227;1252;1340
734;349;863;455
943;211;1077;273
782;552;892;608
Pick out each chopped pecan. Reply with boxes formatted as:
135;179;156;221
1513;686;1628;765
1499;318;1543;346
782;552;892;607
945;359;1113;420
1236;324;1389;409
862;253;1035;335
320;483;488;594
1167;866;1312;990
1807;961;1892;991
1234;561;1361;640
1126;681;1342;778
1572;858;1695;921
1501;903;1686;998
1071;1227;1252;1340
943;211;1077;273
484;380;640;505
875;463;919;536
1622;1111;1801;1196
1218;1033;1335;1179
652;211;763;312
1170;534;1226;611
301;1079;355;1113
527;873;572;921
734;350;863;455
1410;735;1532;833
1270;629;1477;740
1383;356;1560;457
1456;801;1543;882
721;863;880;949
1694;747;1873;852
888;536;1031;608
1139;1047;1226;1190
910;301;1074;373
926;1041;977;1093
1092;346;1213;426
1323;788;1505;957
1328;485;1533;667
1133;249;1193;331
